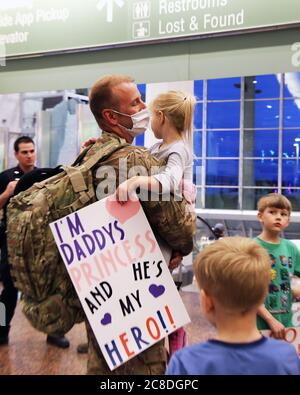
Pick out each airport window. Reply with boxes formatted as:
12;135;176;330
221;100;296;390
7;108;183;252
282;188;300;211
193;73;300;210
206;159;239;186
207;77;241;100
205;187;239;209
244;130;279;157
247;74;280;99
244;99;280;129
243;188;278;210
193;159;202;185
243;159;278;187
138;83;146;101
194;80;204;100
195;187;203;208
283;72;300;98
193;131;202;158
207;101;240;129
283;99;300;128
283;130;300;157
282;160;300;187
135;83;146;147
194;103;203;129
207;131;239;158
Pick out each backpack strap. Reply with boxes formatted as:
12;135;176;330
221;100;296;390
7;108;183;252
71;135;128;168
65;137;129;194
64;167;89;193
72;145;91;166
82;138;128;171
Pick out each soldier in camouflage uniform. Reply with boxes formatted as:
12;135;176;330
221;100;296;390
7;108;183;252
83;75;195;374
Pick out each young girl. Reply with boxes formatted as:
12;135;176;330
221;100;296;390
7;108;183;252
116;90;196;356
116;90;196;207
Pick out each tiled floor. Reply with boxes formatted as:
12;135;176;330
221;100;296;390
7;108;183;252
0;288;216;375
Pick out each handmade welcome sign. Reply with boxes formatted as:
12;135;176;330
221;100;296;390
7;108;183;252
50;196;190;370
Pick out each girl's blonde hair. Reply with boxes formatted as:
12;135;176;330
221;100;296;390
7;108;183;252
149;90;196;144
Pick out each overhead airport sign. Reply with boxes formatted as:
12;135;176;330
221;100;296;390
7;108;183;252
0;0;300;58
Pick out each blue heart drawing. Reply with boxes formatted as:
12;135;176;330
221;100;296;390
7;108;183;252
149;284;165;298
101;313;112;326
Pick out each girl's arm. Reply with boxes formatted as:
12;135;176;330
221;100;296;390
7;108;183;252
257;305;286;339
152;152;185;195
116;175;162;203
116;152;186;202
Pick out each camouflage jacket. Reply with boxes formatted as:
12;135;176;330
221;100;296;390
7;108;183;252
83;131;195;256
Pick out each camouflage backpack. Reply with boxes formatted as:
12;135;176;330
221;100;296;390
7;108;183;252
7;137;128;335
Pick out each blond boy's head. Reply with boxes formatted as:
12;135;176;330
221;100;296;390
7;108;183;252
257;193;292;214
193;237;270;314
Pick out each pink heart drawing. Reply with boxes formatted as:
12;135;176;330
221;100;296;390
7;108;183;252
105;195;140;224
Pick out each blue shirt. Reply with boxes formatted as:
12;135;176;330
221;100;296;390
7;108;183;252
166;337;300;375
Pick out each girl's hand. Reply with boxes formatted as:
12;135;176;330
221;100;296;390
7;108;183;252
268;317;286;340
169;251;183;271
116;178;139;204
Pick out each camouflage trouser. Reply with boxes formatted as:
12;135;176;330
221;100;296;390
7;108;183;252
86;320;168;375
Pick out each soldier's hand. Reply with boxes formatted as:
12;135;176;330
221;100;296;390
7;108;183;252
80;137;97;153
5;180;18;197
169;251;183;271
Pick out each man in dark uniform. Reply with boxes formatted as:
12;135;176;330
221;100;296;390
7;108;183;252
0;136;69;348
0;136;35;345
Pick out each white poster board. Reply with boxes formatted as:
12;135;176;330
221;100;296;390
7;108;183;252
50;196;190;370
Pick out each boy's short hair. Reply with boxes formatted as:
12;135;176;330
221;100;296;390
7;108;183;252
257;193;292;214
193;237;270;313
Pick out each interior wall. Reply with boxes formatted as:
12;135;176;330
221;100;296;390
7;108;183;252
0;28;300;94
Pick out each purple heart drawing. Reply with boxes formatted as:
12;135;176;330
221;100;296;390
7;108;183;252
100;313;112;326
149;284;165;298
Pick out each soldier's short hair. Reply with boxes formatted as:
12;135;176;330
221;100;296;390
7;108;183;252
193;237;270;313
89;75;134;128
257;193;292;214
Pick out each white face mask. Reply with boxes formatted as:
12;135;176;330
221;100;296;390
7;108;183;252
112;108;150;137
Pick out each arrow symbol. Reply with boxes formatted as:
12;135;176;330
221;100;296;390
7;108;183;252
97;0;124;23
